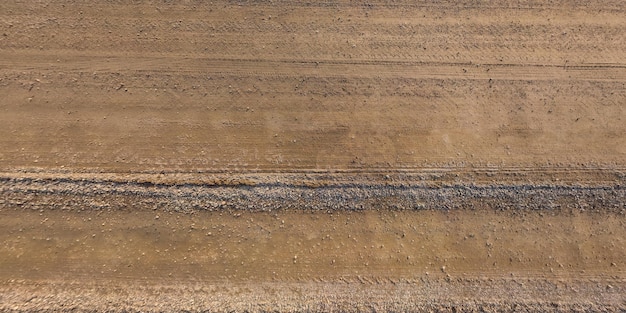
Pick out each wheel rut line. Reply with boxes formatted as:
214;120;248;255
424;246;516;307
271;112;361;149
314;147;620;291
2;175;624;190
4;51;626;70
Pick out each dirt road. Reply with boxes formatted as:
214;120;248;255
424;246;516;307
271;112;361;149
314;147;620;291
1;0;625;311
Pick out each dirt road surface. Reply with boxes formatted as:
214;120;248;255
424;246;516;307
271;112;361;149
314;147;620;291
1;0;625;311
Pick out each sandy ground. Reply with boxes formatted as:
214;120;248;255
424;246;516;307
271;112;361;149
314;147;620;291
1;0;625;311
1;175;624;311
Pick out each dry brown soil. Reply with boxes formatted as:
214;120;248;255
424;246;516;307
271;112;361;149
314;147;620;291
1;0;625;311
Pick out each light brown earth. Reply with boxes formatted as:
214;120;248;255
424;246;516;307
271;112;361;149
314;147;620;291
0;0;625;311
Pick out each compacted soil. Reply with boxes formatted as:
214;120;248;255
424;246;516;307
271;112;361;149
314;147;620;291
1;0;625;311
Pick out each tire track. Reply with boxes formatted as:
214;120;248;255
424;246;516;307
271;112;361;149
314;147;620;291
3;52;626;82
